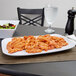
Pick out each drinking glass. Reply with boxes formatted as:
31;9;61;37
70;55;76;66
44;5;58;33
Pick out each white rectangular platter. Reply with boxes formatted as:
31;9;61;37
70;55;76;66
1;34;75;56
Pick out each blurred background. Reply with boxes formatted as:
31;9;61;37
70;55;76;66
0;0;76;29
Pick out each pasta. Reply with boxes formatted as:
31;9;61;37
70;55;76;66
7;34;68;53
7;38;25;53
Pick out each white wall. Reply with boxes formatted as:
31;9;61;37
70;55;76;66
0;0;76;29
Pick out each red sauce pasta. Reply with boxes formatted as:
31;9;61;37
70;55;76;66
7;34;68;53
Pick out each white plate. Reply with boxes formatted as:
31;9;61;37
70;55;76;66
1;34;75;56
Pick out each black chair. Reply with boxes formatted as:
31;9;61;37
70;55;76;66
17;7;44;26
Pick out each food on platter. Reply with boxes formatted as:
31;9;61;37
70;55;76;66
7;38;25;53
0;23;16;29
7;34;68;54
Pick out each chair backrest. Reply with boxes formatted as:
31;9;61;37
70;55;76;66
17;7;44;26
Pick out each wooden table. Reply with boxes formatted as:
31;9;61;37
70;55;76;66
0;25;76;76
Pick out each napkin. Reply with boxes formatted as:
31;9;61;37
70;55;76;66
65;34;76;45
